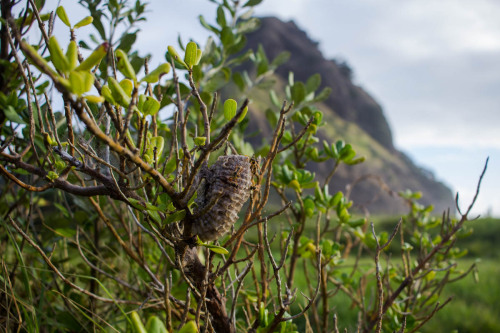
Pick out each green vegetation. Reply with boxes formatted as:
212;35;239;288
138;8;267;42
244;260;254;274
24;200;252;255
422;258;500;332
0;0;495;332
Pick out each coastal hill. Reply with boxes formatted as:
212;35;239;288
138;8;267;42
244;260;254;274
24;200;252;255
243;17;454;215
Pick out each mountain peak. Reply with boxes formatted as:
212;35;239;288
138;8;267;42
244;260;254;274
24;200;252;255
247;16;395;150
243;16;454;214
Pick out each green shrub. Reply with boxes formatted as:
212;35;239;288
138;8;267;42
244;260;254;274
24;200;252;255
0;1;490;332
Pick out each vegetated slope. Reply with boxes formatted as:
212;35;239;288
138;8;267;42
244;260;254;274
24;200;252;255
244;17;454;215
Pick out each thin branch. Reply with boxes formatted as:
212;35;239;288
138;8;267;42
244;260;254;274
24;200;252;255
407;297;452;333
370;220;401;333
7;216;141;304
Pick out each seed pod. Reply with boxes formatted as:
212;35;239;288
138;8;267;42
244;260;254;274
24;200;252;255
191;155;252;241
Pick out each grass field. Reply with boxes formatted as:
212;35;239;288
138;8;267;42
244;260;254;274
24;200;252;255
276;217;500;332
419;258;500;332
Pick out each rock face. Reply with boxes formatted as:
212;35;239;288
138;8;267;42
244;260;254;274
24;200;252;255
243;17;454;215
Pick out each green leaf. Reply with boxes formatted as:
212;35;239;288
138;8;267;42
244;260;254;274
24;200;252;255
227;35;247;55
237;17;260;34
184;42;198;68
167;45;187;68
312;87;332;103
270;50;290;68
128;198;146;211
130;311;147;333
74;42;108;71
117;32;137;53
115;49;136;80
74;16;93;29
238;106;248;123
223;98;237;121
164;210;186;225
199;15;220;34
306;73;321;93
101;85;116;104
232;72;246;91
164;157;177;174
54;228;76;238
119;79;133;97
147;211;162;225
220;26;234;47
347;218;366;228
314;183;325;202
402;242;413;251
69;71;94;96
288;179;301;192
56;6;71;27
48;36;70;73
108;77;131;107
243;0;263;7
85;95;104;103
66;41;78;70
291;82;306;104
202;243;229;255
4;106;26;124
345;157;365;165
331;191;343;207
177;321;198;333
141;63;171;83
195;49;203;65
259;302;269;327
145;315;167;333
288;71;294;86
194;137;207;146
269;90;281;108
216;6;226;27
143;97;161;116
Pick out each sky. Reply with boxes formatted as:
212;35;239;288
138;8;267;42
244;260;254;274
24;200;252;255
50;0;499;216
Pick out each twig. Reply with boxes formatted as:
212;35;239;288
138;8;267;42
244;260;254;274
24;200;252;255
370;219;401;333
7;216;141;304
407;298;452;333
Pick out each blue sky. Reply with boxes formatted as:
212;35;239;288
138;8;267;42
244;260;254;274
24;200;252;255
51;0;499;216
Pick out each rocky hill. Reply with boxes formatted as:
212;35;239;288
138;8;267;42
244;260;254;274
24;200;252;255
243;17;454;215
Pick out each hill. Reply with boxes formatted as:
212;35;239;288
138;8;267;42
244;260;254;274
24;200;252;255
243;17;454;215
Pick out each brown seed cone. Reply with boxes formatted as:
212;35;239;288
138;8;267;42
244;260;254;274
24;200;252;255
191;155;252;241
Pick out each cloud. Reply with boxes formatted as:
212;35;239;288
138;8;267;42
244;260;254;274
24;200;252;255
406;146;499;216
254;0;500;150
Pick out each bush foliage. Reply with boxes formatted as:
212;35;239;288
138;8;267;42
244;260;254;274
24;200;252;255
0;0;488;332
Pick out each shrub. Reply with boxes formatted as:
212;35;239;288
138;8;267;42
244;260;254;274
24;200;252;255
0;0;488;332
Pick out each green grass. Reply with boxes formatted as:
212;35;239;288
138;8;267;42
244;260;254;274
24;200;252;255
421;258;500;332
